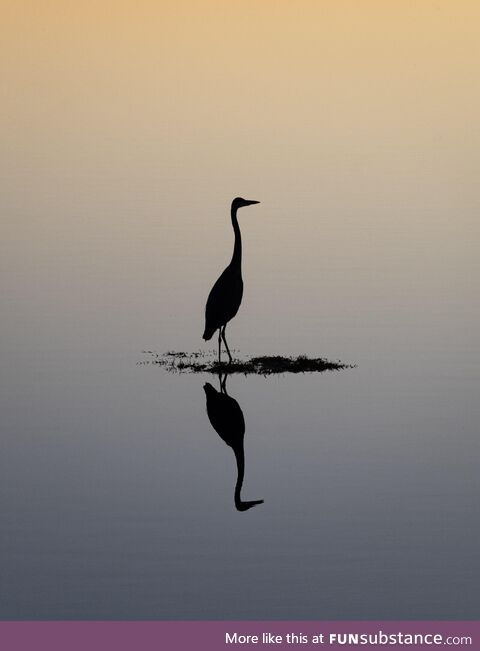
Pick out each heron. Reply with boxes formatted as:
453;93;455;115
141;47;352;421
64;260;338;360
203;374;263;511
203;197;260;363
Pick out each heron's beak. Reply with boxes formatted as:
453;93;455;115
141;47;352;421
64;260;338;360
245;200;260;206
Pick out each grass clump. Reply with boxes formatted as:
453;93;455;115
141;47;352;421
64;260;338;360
140;351;354;375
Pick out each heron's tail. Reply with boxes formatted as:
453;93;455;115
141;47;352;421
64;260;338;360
202;326;215;341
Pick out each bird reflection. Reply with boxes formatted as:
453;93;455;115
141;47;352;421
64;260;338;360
203;373;263;512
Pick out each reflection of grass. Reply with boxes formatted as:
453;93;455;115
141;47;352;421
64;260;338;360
139;351;354;375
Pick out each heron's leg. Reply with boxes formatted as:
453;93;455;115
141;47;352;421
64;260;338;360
218;329;222;363
219;371;227;394
221;326;233;364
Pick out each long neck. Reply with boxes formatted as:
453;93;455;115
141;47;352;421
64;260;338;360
230;205;242;269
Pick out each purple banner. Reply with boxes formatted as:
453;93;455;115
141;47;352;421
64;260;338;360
0;621;478;651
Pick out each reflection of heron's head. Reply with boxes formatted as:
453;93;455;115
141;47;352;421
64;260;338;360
232;197;260;211
235;499;265;512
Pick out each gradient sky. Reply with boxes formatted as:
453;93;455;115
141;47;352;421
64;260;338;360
1;1;479;355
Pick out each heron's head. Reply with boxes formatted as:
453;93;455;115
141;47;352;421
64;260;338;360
232;197;260;211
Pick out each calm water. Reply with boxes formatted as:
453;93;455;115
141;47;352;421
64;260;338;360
0;268;478;619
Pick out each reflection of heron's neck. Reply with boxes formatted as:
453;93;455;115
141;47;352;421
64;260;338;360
233;444;264;512
230;206;242;270
233;444;245;508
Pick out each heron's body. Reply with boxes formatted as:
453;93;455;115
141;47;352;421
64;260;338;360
203;266;243;341
203;197;259;362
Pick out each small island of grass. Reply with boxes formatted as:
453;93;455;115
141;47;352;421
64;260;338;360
140;351;354;375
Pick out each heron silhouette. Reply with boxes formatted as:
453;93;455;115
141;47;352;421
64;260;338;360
203;373;263;511
203;197;260;363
